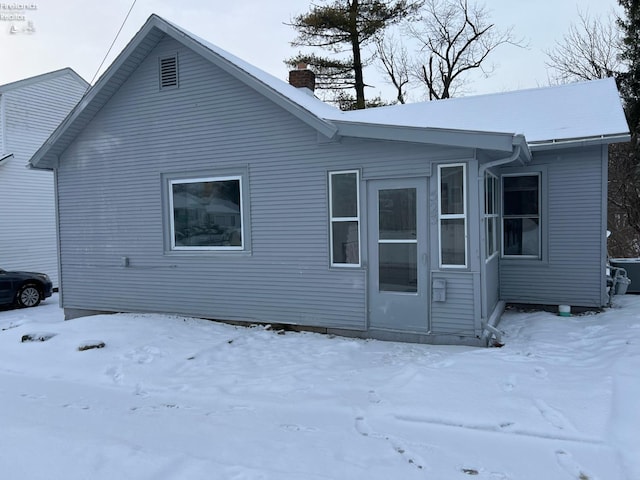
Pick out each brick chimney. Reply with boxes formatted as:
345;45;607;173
288;63;315;92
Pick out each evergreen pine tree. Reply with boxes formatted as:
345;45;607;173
286;0;421;109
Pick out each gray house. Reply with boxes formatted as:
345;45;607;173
0;69;88;287
29;15;629;345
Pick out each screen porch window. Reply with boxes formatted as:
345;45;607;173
502;174;540;257
485;172;499;259
438;164;467;267
329;171;360;266
169;176;242;250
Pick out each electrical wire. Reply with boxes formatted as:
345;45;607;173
89;0;138;85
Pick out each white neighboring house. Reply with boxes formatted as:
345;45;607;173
0;68;88;288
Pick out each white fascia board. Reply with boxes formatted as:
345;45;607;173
528;133;631;151
333;121;516;152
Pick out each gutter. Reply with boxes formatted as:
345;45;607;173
529;133;630;151
477;138;527;345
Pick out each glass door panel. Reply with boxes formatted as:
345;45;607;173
378;188;417;293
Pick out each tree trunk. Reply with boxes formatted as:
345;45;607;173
349;0;366;109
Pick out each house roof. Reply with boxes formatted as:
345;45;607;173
335;78;630;148
29;14;629;170
0;68;88;93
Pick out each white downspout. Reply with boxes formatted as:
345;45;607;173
478;141;528;345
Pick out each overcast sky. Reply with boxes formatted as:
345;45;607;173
0;0;621;101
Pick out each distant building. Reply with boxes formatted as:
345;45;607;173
0;68;88;287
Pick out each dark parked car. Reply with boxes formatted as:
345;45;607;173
0;268;53;308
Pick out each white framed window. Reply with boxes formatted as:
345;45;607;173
502;173;540;258
485;172;499;259
329;170;360;266
438;163;467;268
169;175;243;251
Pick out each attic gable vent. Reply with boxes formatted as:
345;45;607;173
159;55;178;89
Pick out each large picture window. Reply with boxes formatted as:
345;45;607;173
485;172;499;259
438;164;467;267
502;174;540;258
329;170;360;266
169;176;243;250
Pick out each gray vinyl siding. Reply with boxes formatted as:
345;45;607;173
430;271;478;336
424;160;484;339
0;72;86;287
56;34;466;331
499;146;607;307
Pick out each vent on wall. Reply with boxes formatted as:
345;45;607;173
159;55;178;89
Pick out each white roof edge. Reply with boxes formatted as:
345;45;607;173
529;133;631;151
0;67;88;93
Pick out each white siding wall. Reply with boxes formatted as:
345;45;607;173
0;94;4;154
0;72;87;287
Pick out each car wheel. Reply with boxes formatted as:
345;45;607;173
16;284;42;308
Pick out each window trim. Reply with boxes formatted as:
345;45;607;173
484;172;499;261
437;163;468;269
501;172;541;259
168;174;244;252
328;170;361;267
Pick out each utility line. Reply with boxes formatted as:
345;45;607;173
90;0;138;85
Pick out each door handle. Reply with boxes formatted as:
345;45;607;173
422;253;428;265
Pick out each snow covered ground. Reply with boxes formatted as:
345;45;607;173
0;295;638;480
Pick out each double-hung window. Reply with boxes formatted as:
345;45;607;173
485;172;499;259
438;164;467;267
329;171;360;266
502;174;540;258
169;176;243;250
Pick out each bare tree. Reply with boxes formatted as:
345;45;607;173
607;141;640;257
407;0;522;100
374;33;411;103
545;10;623;83
545;7;639;257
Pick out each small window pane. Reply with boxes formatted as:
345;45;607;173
504;218;539;256
503;176;538;216
441;218;466;265
332;221;359;264
379;188;416;240
379;243;417;292
173;179;241;248
487;217;496;257
331;173;358;218
440;166;464;215
486;175;495;214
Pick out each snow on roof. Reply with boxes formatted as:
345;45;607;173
332;78;629;144
173;15;627;145
167;17;339;121
29;15;631;172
